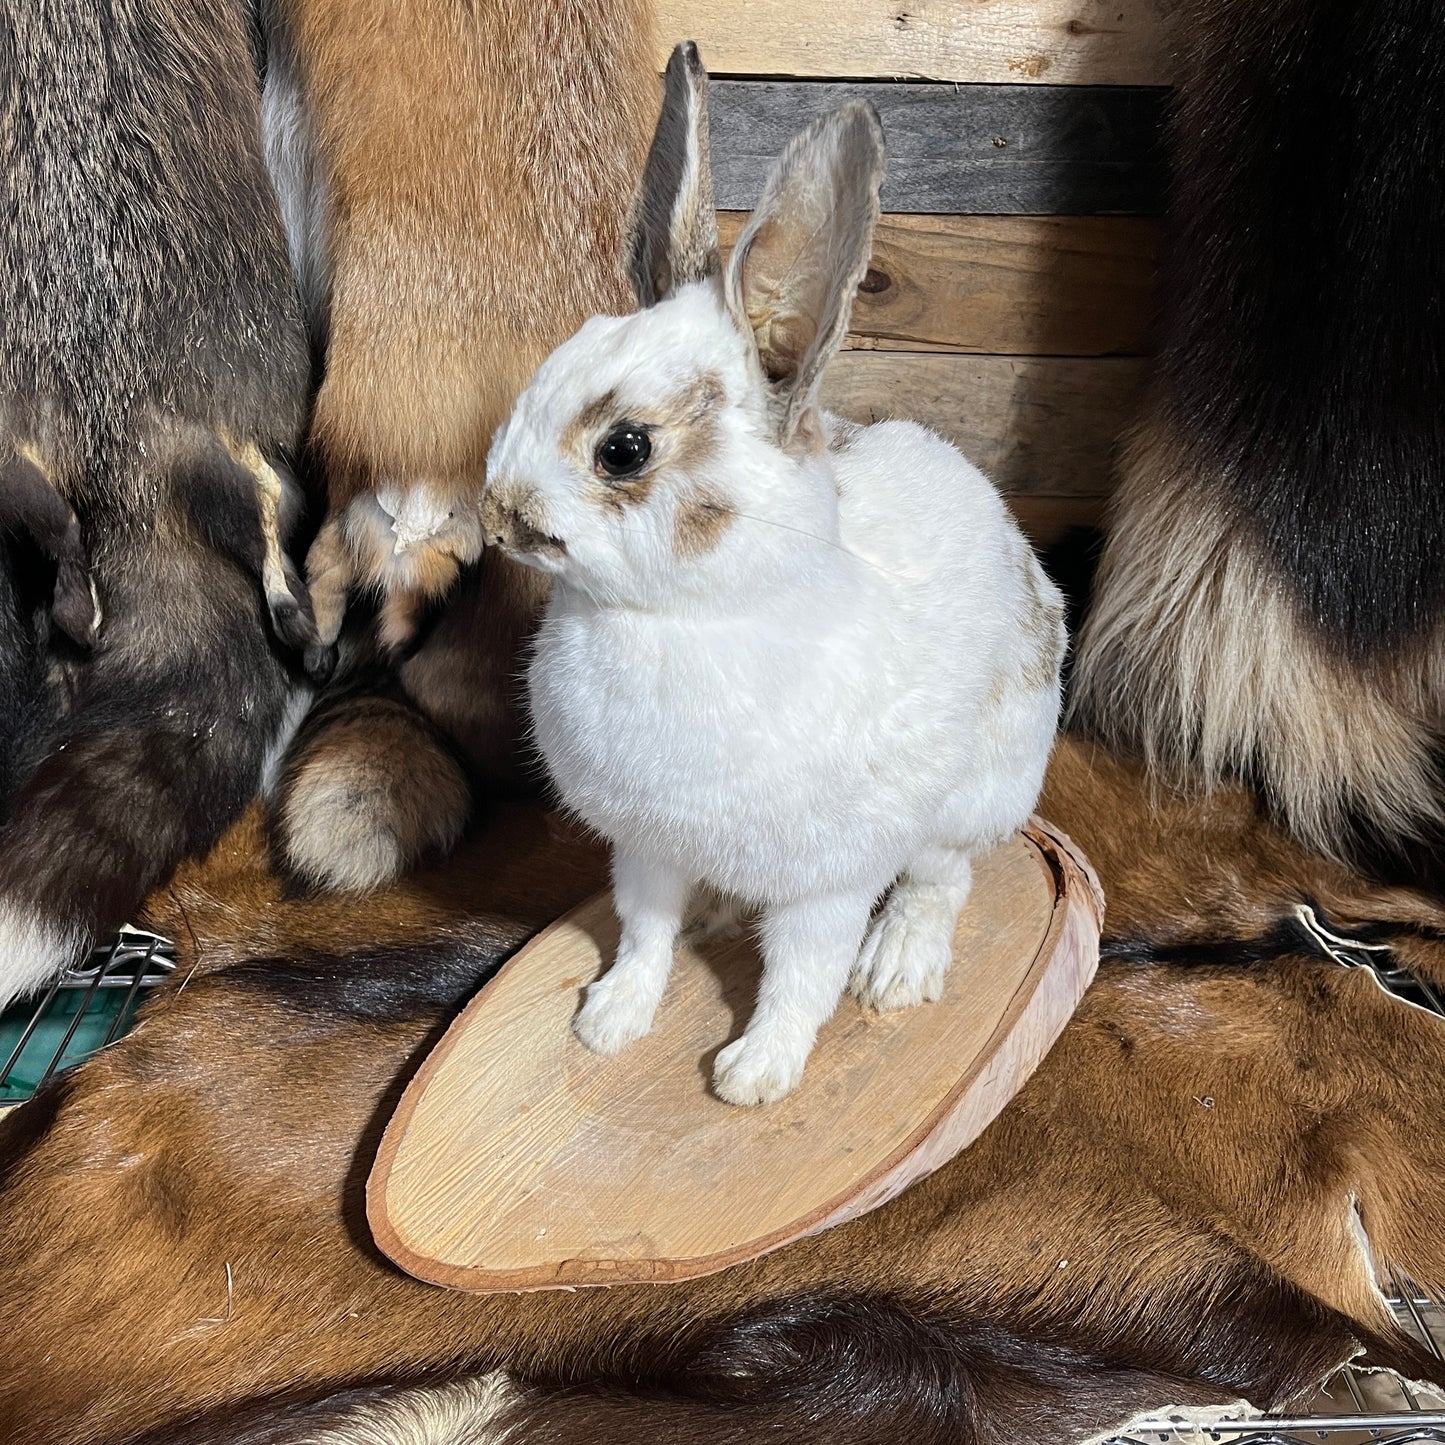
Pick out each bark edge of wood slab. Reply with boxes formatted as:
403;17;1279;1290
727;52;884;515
367;818;1103;1292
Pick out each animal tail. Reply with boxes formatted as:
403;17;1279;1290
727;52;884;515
274;686;471;894
1071;425;1445;893
0;544;305;1013
1069;0;1445;887
128;1288;1442;1445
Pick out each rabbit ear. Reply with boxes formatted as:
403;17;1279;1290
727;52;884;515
624;42;720;307
725;102;884;447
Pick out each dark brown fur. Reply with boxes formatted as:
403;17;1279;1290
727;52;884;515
0;0;315;1006
1071;0;1445;877
0;738;1444;1441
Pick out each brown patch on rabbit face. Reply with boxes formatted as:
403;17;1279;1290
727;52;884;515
562;389;621;461
579;373;727;517
673;488;736;558
588;469;655;516
665;372;726;484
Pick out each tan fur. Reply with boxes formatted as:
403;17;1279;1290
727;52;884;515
283;0;656;671
587;470;656;516
1072;418;1445;861
1021;556;1067;691
726;104;883;447
560;390;622;459
672;487;735;558
288;0;653;497
220;430;306;627
480;486;568;558
0;739;1443;1441
267;0;657;893
278;696;471;894
568;374;727;519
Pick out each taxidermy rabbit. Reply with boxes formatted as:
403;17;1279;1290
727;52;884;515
0;0;316;1011
484;45;1066;1104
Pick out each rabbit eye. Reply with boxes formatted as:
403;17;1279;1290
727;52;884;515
595;425;652;479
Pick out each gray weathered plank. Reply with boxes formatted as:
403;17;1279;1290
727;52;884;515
710;81;1167;215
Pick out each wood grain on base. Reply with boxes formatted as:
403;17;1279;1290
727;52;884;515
368;820;1102;1293
655;0;1171;87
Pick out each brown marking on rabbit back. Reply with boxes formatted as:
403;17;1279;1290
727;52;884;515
673;488;736;558
1021;561;1066;692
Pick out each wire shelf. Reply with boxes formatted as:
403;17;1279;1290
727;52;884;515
0;928;174;1105
1114;1279;1445;1443
0;923;1440;1443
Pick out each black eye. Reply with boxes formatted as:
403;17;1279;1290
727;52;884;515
595;425;652;479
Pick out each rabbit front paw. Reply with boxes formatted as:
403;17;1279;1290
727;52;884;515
712;1030;806;1105
573;973;660;1055
850;890;954;1011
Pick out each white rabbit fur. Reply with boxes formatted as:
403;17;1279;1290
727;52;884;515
484;44;1065;1104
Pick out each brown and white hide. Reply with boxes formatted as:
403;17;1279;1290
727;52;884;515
0;737;1443;1442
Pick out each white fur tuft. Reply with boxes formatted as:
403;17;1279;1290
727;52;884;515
294;1371;517;1444
0;902;88;1015
1072;423;1445;860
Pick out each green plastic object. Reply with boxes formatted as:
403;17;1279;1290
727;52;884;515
0;932;173;1106
0;987;141;1102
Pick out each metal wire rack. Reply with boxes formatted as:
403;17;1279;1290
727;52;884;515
0;928;174;1106
0;926;1441;1445
1114;1281;1445;1445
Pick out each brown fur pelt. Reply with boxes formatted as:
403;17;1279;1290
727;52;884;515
1;736;1445;1443
265;0;656;896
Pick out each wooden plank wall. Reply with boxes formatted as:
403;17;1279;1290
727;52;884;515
655;1;1171;544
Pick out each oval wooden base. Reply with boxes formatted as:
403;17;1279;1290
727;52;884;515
368;818;1103;1293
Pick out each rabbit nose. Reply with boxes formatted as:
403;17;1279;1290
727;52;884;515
481;486;567;558
480;489;516;548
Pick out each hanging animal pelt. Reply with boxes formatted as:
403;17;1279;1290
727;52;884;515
0;0;317;1012
261;0;655;893
1071;0;1445;883
2;737;1445;1444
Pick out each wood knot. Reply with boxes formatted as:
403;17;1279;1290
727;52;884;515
858;267;892;295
